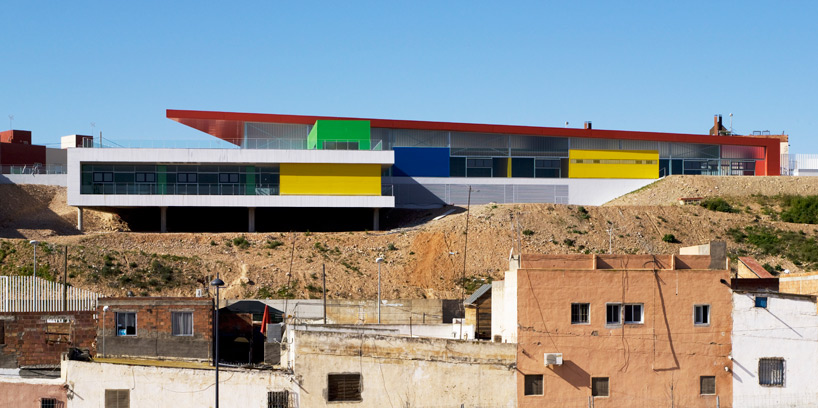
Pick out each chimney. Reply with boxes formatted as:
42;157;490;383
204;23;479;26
584;121;592;130
714;114;722;130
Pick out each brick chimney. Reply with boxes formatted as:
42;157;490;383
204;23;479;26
584;121;592;130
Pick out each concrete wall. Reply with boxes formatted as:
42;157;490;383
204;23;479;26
62;360;295;408
513;255;732;408
292;322;476;340
0;311;96;368
97;298;212;360
494;259;519;343
0;174;67;186
0;376;66;407
291;329;517;407
779;272;818;297
732;292;818;407
235;298;460;324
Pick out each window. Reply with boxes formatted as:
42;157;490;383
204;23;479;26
268;391;289;408
177;173;197;183
219;173;239;183
759;358;785;386
700;376;716;395
0;321;4;345
694;305;710;325
571;303;590;324
135;173;155;183
755;296;768;308
115;312;136;336
105;389;130;408
327;373;362;402
466;158;493;177
41;398;59;408
93;172;113;183
171;311;193;336
624;304;643;324
591;377;609;397
606;304;621;325
524;374;544;396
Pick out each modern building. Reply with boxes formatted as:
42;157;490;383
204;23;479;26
67;110;782;232
494;253;733;408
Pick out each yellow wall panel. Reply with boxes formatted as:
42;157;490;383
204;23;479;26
280;163;381;196
568;149;659;179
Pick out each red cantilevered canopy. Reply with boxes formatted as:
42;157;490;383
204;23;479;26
166;109;781;175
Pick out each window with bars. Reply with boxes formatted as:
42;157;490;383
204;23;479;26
700;376;716;395
41;398;60;408
268;390;289;408
694;304;710;325
327;373;362;402
591;377;609;397
105;389;130;408
524;374;544;396
171;311;193;336
115;312;136;336
759;358;785;386
571;303;590;324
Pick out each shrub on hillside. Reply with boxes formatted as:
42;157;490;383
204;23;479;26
780;195;818;224
700;197;737;213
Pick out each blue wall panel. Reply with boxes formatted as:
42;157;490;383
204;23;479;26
393;147;450;177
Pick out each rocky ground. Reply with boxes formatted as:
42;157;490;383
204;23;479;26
1;176;817;301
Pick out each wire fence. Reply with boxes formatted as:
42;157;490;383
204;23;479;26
0;275;99;312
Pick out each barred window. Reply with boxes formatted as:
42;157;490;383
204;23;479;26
171;312;193;336
759;358;785;386
105;389;129;408
700;376;716;395
591;377;609;397
571;303;590;324
328;373;362;402
41;398;60;408
524;374;543;396
268;390;289;408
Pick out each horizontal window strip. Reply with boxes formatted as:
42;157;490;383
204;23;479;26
571;159;658;165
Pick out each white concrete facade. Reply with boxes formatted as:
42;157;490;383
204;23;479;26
732;291;818;407
492;257;520;343
67;147;395;208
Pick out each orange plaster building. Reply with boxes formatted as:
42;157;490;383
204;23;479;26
497;253;733;407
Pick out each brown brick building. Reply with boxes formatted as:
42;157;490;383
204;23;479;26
97;297;213;360
0;311;96;368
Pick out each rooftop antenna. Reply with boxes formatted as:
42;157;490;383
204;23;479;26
8;114;13;130
91;122;96;146
729;113;733;134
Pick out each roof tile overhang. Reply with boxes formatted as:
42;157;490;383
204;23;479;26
166;109;781;152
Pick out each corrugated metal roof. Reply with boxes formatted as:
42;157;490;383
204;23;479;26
463;284;492;306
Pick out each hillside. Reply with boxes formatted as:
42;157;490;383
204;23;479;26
2;176;818;301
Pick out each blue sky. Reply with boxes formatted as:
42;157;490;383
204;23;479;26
2;1;816;152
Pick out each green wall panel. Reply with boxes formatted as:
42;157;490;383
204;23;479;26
307;120;371;150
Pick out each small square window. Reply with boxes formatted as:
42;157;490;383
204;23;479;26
115;312;136;336
171;311;193;336
571;303;590;324
268;390;289;408
93;173;103;182
327;373;362;402
178;173;187;183
105;389;129;408
135;173;145;182
606;304;621;325
624;304;643;324
103;173;113;182
700;376;716;395
755;296;768;308
229;173;239;183
41;398;59;408
759;358;784;386
524;374;544;396
591;377;609;397
694;305;710;325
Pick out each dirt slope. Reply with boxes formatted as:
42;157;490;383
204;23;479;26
2;177;818;301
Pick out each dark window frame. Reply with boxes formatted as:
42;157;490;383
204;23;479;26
606;303;621;325
591;377;609;397
524;374;544;396
327;373;362;402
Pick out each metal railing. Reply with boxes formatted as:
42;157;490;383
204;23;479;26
89;138;386;151
0;276;99;312
80;183;394;197
1;164;67;175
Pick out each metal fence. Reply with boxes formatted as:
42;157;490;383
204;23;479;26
0;276;99;312
0;164;67;175
782;154;818;176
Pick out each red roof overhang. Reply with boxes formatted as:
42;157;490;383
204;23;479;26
166;109;781;175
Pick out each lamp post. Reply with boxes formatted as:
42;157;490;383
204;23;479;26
210;276;225;408
29;240;38;310
376;257;384;324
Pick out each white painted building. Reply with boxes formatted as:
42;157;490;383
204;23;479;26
732;291;818;407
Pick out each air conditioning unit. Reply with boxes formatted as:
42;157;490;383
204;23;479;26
545;353;563;366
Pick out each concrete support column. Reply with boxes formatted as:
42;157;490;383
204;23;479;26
160;206;167;233
248;207;256;233
373;208;380;231
77;207;84;231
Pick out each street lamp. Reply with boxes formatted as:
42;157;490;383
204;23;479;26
210;276;225;408
29;240;38;310
376;257;384;324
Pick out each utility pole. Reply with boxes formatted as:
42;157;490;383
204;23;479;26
322;264;327;324
63;246;68;311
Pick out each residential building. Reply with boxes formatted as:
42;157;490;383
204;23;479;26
0;310;96;370
97;297;213;361
66;110;781;232
495;253;733;407
732;290;818;407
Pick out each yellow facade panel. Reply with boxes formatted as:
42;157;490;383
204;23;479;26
280;163;381;196
568;149;659;179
